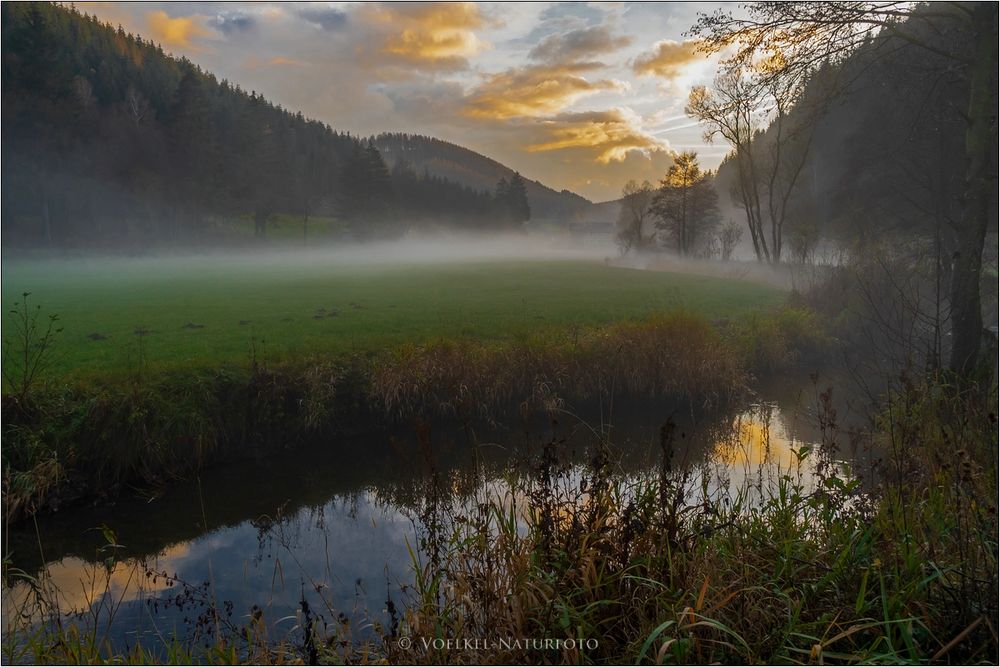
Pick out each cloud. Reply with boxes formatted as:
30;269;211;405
525;108;669;163
360;2;488;71
632;39;704;79
208;10;255;35
380;79;469;125
528;26;632;63
464;62;623;120
244;55;304;69
537;2;607;29
146;10;212;50
295;6;348;31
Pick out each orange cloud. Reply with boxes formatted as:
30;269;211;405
632;39;704;79
2;543;192;626
525;109;668;163
244;55;305;69
147;10;212;50
464;63;622;120
362;2;487;70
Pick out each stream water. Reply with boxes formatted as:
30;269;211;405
2;369;874;658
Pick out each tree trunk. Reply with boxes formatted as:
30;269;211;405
948;4;997;376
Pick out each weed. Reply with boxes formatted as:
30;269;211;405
1;292;62;407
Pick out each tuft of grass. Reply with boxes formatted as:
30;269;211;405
724;306;830;375
371;312;745;420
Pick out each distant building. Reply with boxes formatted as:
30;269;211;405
568;221;615;245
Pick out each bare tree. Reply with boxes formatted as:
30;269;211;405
125;85;150;128
615;180;655;254
788;219;820;265
687;1;998;375
719;219;743;261
687;67;815;265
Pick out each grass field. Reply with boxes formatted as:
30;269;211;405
1;254;786;381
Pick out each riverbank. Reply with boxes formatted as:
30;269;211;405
5;371;996;665
389;375;997;664
3;307;825;522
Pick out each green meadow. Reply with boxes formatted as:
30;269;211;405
1;255;785;381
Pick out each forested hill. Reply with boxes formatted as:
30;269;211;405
0;2;560;248
372;133;595;223
712;3;986;264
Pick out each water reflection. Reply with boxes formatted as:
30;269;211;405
3;378;866;656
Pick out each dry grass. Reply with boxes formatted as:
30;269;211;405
371;312;746;421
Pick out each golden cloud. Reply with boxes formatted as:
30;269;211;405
464;62;622;120
2;543;192;626
525;109;668;163
362;2;487;70
632;39;704;79
147;10;212;50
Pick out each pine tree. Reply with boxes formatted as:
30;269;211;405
167;67;217;228
651;152;720;256
507;172;531;225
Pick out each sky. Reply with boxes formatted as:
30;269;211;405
80;2;731;202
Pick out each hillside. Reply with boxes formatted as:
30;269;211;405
372;133;600;224
1;2;582;247
712;3;977;262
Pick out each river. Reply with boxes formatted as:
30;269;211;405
2;369;874;659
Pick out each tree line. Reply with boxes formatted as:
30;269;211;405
1;2;529;247
339;142;529;237
373;132;585;222
615;151;742;260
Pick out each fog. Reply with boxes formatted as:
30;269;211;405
6;231;606;266
3;229;819;295
608;249;830;291
234;231;616;267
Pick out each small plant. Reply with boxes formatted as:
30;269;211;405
128;325;151;388
1;292;62;404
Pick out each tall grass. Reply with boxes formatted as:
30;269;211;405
370;312;745;420
385;377;997;665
